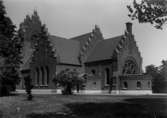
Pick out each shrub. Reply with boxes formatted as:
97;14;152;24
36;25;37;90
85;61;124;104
53;69;85;95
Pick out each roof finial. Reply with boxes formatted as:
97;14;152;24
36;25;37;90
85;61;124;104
126;22;132;34
95;24;99;30
33;9;38;17
34;6;38;14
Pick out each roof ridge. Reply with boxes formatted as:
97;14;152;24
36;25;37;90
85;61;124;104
49;35;80;44
105;35;123;40
70;32;91;40
49;35;67;40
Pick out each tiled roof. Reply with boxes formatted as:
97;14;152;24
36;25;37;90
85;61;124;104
49;35;81;65
20;35;81;71
71;33;91;41
20;33;124;70
86;35;123;63
70;32;91;48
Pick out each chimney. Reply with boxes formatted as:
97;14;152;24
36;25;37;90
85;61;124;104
126;22;132;34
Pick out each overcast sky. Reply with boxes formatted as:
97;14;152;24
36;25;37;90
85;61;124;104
4;0;167;70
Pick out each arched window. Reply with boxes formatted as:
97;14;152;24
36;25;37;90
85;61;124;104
148;81;151;88
122;59;138;74
41;67;45;85
137;81;141;89
104;68;110;85
123;81;128;89
36;68;39;86
46;66;49;85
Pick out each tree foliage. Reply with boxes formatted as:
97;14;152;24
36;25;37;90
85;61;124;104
145;62;167;93
127;0;167;29
53;69;85;95
0;0;22;96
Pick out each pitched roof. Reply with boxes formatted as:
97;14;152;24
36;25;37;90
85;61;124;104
49;35;80;65
70;32;91;47
20;35;81;71
86;35;123;63
20;33;124;70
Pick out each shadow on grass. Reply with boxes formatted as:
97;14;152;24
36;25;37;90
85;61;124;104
27;112;74;118
27;98;167;118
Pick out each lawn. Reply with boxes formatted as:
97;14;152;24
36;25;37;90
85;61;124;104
0;94;167;118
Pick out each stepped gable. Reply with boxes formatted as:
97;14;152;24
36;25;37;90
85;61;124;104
86;35;124;63
70;25;104;63
71;32;92;46
20;11;42;42
49;35;80;65
86;22;142;64
20;41;34;70
71;32;93;56
124;22;142;63
70;32;92;62
71;25;103;49
20;11;42;70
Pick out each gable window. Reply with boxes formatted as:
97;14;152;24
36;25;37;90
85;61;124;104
137;81;141;89
104;68;110;85
122;60;138;74
148;81;151;88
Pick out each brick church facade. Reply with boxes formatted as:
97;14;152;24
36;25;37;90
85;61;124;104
18;11;152;94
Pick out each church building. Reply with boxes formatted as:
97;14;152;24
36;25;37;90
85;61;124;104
18;11;152;94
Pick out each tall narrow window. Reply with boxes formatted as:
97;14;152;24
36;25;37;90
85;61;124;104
105;68;110;85
44;67;47;85
148;81;151;88
41;67;45;85
46;66;49;85
36;68;39;86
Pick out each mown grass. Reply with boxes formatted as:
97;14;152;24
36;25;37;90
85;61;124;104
0;94;167;118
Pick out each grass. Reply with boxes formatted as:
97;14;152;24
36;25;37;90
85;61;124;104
0;94;167;118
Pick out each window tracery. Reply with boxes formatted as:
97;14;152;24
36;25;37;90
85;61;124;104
122;60;137;74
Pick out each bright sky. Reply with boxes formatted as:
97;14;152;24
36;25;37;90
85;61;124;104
4;0;167;70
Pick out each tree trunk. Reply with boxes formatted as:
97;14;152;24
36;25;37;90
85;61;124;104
64;83;72;95
76;84;79;93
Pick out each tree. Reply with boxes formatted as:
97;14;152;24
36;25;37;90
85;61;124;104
159;60;167;77
0;0;22;96
158;60;167;92
127;0;167;29
24;74;33;100
53;69;85;95
145;64;166;93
